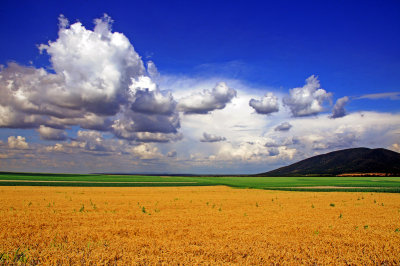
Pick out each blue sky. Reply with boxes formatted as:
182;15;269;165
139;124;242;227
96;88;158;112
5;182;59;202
0;0;399;174
2;1;400;96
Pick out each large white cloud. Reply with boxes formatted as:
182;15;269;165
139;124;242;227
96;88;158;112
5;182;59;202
38;14;146;115
0;14;180;142
283;75;332;117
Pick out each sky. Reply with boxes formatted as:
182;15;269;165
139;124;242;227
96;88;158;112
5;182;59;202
0;0;399;174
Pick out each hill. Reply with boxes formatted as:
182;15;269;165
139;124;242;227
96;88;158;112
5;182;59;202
258;147;400;176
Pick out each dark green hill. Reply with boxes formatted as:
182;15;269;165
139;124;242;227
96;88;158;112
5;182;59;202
259;148;400;176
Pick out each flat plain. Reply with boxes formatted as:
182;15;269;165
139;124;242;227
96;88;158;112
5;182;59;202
1;172;400;192
1;186;399;264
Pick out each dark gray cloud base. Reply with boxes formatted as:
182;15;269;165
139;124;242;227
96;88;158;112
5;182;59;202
200;132;227;142
274;122;292;131
331;96;349;118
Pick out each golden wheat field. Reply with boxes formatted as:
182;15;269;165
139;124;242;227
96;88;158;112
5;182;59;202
0;186;399;264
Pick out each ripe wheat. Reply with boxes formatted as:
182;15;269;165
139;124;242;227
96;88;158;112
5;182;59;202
0;186;399;264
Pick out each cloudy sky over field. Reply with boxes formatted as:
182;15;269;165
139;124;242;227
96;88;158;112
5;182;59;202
0;1;399;174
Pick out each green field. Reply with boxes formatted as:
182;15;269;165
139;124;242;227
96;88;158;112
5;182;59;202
1;172;400;192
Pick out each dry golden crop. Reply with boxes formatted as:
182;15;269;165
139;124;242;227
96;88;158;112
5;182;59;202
0;186;399;264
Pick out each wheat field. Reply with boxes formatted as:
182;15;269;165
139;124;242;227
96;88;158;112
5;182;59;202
0;186;399;264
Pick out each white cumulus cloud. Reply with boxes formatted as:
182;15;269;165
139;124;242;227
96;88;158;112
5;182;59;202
0;14;181;143
8;136;29;149
177;82;236;114
283;75;332;117
249;92;279;114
